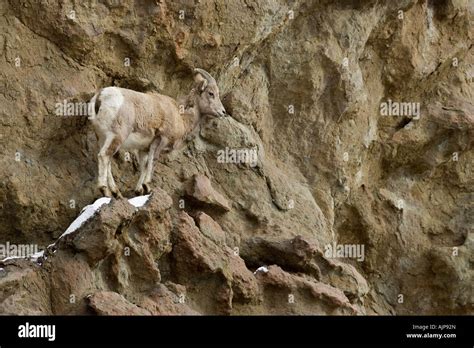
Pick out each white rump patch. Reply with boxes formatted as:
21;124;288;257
100;87;124;113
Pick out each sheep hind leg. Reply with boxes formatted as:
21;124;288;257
97;135;114;197
134;151;149;195
106;136;124;199
98;134;123;198
143;136;169;194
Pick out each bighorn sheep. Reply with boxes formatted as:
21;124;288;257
89;68;226;198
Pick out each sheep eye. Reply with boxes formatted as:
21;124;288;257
208;92;214;97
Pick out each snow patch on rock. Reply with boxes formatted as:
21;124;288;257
254;266;269;275
60;197;112;239
128;195;150;208
1;195;150;265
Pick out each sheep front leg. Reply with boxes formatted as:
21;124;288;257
142;136;169;194
134;151;149;195
107;161;123;199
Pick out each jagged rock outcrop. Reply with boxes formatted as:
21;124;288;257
0;189;368;315
0;0;472;315
186;174;232;212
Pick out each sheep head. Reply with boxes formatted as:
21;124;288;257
193;68;226;118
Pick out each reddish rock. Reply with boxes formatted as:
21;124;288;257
241;235;369;303
138;283;199;315
0;262;51;315
187;175;231;211
195;211;227;246
172;212;260;313
256;265;361;315
88;291;151;315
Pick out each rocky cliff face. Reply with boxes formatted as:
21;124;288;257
0;0;472;315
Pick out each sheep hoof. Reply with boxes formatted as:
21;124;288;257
100;186;112;197
112;190;123;199
135;187;144;196
143;183;152;194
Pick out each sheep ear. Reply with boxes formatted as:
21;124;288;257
196;75;208;92
194;74;208;92
199;79;208;92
